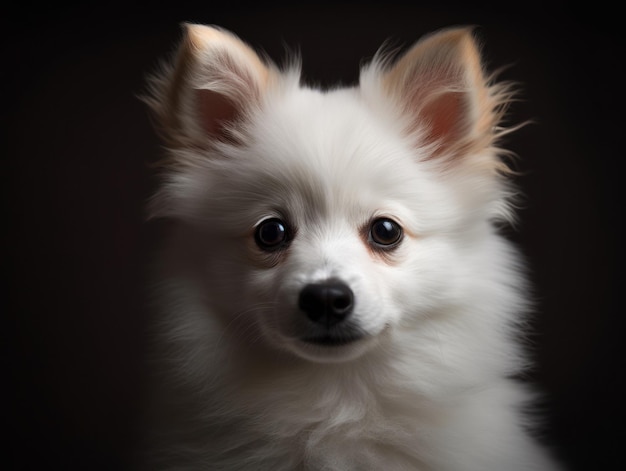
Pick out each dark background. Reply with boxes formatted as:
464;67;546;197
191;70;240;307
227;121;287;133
3;2;624;470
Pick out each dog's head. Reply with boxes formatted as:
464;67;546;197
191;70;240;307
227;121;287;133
146;25;516;364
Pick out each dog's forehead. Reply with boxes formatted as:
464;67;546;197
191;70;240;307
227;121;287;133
237;98;407;207
248;88;422;194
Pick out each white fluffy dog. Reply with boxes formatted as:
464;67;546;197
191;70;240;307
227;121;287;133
142;24;561;470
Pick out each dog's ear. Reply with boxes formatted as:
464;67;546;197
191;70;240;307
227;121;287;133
364;28;511;163
146;24;271;147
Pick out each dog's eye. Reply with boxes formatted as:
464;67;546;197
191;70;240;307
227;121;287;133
255;218;290;251
369;218;403;248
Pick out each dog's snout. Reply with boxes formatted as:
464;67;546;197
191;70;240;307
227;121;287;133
298;281;354;327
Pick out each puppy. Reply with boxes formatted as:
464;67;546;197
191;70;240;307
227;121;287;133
142;24;561;470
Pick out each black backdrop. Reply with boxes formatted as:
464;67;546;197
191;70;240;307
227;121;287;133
4;2;624;470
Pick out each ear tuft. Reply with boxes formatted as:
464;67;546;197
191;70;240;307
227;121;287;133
363;27;514;165
144;24;272;148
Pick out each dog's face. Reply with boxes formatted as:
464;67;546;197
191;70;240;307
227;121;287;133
147;25;514;363
193;91;462;363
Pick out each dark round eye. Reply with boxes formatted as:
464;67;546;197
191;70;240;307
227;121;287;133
255;218;290;251
369;218;403;247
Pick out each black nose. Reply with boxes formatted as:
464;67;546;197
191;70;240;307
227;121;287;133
298;281;354;327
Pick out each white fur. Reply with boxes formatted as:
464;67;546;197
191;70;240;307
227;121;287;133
142;24;561;470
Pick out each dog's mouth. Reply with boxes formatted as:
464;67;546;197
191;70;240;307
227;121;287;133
287;326;389;363
301;333;364;347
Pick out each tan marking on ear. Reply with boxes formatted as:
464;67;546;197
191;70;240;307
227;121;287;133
380;27;513;167
185;24;270;89
145;23;274;149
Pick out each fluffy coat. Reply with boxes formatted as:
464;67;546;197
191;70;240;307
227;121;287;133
141;24;560;470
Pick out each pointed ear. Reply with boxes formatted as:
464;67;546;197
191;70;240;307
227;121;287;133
369;27;508;161
145;24;271;147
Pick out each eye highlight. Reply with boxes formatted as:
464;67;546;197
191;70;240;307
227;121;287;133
369;218;403;248
254;218;291;251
